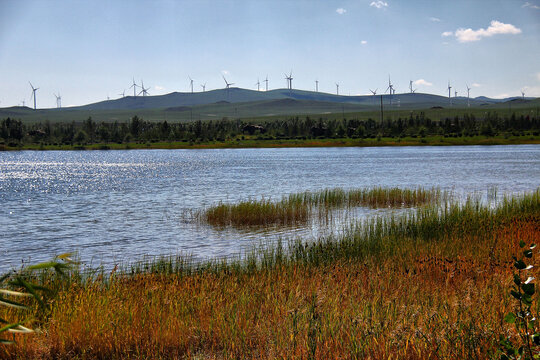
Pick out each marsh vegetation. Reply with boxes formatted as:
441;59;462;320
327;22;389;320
199;186;445;228
1;188;539;358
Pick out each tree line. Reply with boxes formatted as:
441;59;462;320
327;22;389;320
1;111;539;147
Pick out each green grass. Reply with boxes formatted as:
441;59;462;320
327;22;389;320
199;187;446;228
3;134;539;152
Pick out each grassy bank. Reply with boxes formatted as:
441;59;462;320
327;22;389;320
1;190;539;359
200;187;444;227
2;134;540;151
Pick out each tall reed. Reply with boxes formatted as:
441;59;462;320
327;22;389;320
200;186;445;227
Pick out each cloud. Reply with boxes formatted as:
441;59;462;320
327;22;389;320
370;1;388;9
441;31;453;37
336;8;347;14
154;85;164;91
429;17;441;22
523;2;540;9
451;20;522;43
471;83;481;88
414;79;433;87
361;40;367;45
221;70;229;75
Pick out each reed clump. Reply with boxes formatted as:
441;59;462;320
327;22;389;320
1;189;539;359
203;198;310;227
200;186;444;227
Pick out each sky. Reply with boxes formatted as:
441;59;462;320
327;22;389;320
0;0;539;108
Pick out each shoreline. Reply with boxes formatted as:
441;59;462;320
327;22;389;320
2;135;539;151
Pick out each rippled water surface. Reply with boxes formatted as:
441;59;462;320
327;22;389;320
1;145;539;271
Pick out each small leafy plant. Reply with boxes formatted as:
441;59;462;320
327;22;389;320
500;241;540;359
0;253;75;344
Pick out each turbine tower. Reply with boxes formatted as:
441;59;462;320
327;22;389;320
201;83;206;92
138;80;150;96
54;93;61;108
255;78;260;91
29;82;39;109
409;80;416;93
264;75;269;91
130;78;138;97
189;76;194;93
335;83;339;95
385;76;394;105
447;81;452;105
521;90;525;99
455;90;458;98
315;79;319;92
284;71;293;90
466;84;471;107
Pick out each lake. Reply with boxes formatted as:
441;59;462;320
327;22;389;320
1;145;539;272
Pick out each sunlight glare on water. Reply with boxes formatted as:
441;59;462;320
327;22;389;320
1;145;539;271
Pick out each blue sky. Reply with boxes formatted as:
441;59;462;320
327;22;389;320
1;0;539;108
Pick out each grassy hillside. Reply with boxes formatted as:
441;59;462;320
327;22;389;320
1;88;538;124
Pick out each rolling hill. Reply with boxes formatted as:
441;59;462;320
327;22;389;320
0;88;537;124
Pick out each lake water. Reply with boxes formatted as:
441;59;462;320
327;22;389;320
1;145;539;272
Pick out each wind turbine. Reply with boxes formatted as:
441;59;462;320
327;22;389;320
255;78;260;91
29;82;39;109
54;93;61;108
315;79;319;92
385;76;395;104
189;76;194;93
385;76;394;95
409;80;416;93
222;75;234;98
521;89;525;99
138;80;150;96
129;78;138;97
466;84;471;107
455;90;458;98
447;81;452;105
201;83;206;92
370;89;377;95
264;75;269;91
335;83;340;95
284;71;293;90
118;90;126;98
222;75;234;89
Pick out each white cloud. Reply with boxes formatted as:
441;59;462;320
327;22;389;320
471;83;481;88
523;2;540;9
370;1;388;9
414;79;433;87
361;40;367;45
336;8;347;14
441;31;453;37
154;85;164;91
429;17;441;22
453;20;522;43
